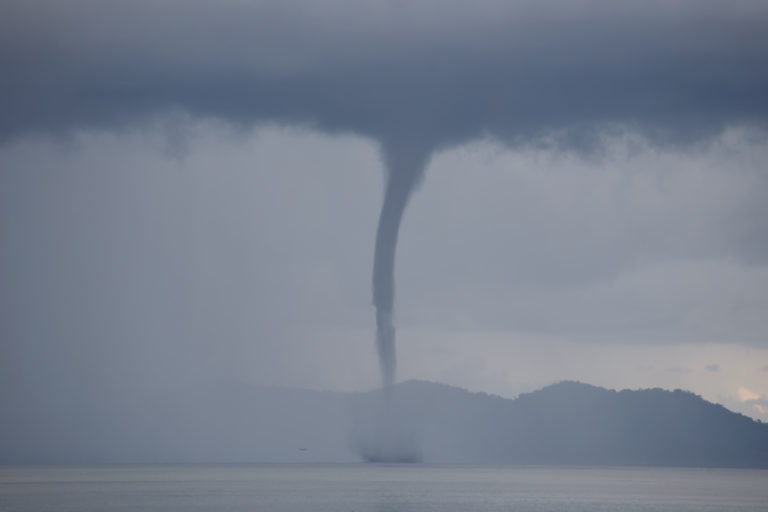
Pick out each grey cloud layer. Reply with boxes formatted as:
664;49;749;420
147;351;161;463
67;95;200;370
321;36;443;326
2;0;768;148
3;0;768;407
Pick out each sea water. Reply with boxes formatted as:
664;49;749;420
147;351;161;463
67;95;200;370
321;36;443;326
1;464;767;512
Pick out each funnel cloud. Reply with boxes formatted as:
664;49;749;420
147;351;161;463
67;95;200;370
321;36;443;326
374;139;432;387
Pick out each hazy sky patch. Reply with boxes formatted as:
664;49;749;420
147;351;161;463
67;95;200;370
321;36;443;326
2;124;767;419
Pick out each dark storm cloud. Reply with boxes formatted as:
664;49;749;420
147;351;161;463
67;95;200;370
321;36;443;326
13;0;765;389
3;0;768;392
1;0;767;149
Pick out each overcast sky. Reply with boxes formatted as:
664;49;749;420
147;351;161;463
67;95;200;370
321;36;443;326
1;0;768;421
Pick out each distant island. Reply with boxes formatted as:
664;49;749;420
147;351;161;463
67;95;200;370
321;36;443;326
349;380;768;468
2;379;766;468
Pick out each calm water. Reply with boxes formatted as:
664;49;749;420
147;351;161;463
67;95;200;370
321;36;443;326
1;464;767;512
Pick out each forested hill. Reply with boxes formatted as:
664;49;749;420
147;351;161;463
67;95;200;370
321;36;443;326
2;378;766;467
359;380;768;467
512;381;767;467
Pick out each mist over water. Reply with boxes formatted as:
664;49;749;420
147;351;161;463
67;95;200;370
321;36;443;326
349;386;423;463
349;409;423;463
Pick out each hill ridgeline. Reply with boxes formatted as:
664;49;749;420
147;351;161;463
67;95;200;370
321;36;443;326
2;379;766;468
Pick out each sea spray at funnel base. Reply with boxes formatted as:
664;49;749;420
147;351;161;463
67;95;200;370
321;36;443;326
349;385;424;463
372;139;431;388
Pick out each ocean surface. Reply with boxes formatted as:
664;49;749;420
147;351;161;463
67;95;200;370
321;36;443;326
1;464;767;512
